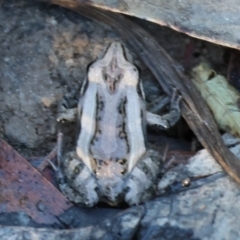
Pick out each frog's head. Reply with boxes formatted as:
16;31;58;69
88;41;139;95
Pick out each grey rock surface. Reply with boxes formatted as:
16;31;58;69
84;0;240;50
0;171;239;239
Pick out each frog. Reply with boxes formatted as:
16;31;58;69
54;42;181;207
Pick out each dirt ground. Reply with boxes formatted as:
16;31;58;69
0;0;235;229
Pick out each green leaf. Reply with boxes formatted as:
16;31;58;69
192;62;240;137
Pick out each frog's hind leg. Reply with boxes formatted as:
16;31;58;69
124;150;161;205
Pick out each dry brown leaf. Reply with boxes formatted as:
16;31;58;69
0;139;71;224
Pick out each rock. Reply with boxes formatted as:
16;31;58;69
78;0;240;50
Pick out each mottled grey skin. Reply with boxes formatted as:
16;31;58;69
58;150;161;206
56;42;180;206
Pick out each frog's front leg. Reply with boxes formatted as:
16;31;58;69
146;89;182;129
57;102;77;122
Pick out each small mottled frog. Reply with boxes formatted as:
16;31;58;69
55;42;180;206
